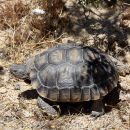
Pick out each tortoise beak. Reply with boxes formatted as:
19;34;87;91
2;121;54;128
10;64;28;79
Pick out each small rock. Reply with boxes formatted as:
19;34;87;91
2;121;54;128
14;83;21;90
0;87;7;94
32;9;46;15
23;110;33;118
62;37;74;43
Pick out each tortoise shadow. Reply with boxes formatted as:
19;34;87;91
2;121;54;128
18;89;38;99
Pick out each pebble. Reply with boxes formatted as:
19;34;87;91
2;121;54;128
62;37;74;43
0;87;7;94
23;110;33;118
32;9;46;15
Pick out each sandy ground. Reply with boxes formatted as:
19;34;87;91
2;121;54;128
0;0;130;130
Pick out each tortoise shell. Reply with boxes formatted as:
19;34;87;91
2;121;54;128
30;43;119;102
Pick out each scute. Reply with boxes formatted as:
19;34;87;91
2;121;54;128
34;53;48;70
57;63;75;88
76;63;92;86
82;87;91;101
39;65;57;87
47;88;59;101
70;88;82;102
49;49;65;64
30;69;39;89
59;88;71;102
83;47;98;61
68;48;83;64
37;85;48;97
30;43;119;102
90;85;100;100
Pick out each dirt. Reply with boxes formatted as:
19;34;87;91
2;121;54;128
0;0;130;130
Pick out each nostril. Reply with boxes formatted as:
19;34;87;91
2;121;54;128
10;68;17;74
13;70;17;73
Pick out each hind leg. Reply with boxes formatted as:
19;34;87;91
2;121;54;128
91;99;105;117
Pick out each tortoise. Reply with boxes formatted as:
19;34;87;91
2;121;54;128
10;43;129;117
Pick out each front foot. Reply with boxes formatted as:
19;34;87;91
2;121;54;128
37;97;59;118
91;99;105;117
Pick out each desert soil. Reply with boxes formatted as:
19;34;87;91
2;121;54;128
0;0;130;130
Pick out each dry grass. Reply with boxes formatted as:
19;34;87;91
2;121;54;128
0;0;31;62
0;0;67;63
0;0;30;29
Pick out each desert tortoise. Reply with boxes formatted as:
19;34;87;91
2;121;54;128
10;43;127;117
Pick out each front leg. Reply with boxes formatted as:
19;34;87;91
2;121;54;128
37;97;59;118
91;99;105;117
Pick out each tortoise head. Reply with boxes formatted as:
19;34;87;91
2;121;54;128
10;57;35;80
10;64;29;79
